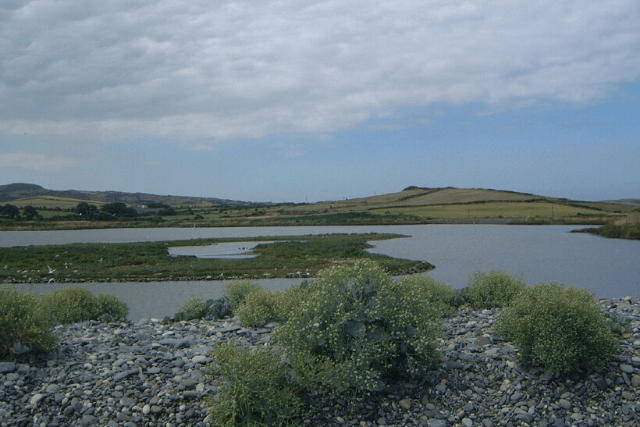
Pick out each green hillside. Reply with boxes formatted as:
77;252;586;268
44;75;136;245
0;184;633;230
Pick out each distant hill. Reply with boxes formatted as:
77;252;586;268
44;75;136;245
600;198;640;207
0;183;259;207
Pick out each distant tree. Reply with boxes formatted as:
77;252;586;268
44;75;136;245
94;211;115;221
157;206;177;216
22;205;41;221
75;202;98;219
1;204;20;219
100;202;137;218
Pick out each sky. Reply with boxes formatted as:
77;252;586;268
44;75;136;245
1;0;639;203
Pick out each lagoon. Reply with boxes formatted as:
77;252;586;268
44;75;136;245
2;225;639;320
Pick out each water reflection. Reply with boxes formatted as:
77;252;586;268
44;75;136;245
168;241;275;259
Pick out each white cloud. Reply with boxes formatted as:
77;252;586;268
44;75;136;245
0;152;79;172
1;0;639;144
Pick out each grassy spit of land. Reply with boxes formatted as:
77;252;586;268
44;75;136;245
0;233;433;283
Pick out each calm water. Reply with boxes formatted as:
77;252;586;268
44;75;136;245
2;225;639;320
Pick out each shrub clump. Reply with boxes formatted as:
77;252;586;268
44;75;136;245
40;287;101;324
466;270;526;308
495;282;618;374
207;342;304;426
175;296;209;321
274;260;443;392
39;288;129;325
225;280;262;312
236;289;288;327
97;294;129;322
0;287;56;360
397;275;459;313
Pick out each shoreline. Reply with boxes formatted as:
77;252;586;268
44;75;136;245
0;216;608;232
1;297;639;426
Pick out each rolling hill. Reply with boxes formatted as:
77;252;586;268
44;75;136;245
0;183;259;208
1;183;635;230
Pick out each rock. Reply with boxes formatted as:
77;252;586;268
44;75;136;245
621;364;635;374
558;398;572;410
0;362;16;373
510;392;524;402
399;398;411;409
621;390;635;400
191;355;208;364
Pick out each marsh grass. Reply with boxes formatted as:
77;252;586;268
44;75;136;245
0;233;418;282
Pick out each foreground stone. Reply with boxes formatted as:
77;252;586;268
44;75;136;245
1;298;639;426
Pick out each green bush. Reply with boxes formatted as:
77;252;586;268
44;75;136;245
236;289;288;327
207;342;304;426
495;282;618;373
274;260;443;392
225;280;262;312
466;270;526;308
97;294;129;322
175;296;209;321
40;287;101;324
398;275;458;312
0;287;56;360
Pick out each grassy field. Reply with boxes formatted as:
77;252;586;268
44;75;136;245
375;201;610;219
0;233;424;282
1;187;634;230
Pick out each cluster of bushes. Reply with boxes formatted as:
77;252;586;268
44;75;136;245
173;280;262;322
0;204;42;221
0;287;128;360
196;264;622;426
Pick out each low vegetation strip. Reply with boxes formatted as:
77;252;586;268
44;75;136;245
575;223;640;240
0;233;427;283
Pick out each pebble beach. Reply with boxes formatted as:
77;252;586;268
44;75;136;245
2;297;639;427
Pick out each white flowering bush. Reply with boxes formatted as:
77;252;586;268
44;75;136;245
496;282;618;373
274;261;443;392
466;269;526;308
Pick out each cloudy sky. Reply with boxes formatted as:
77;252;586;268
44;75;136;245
1;0;639;202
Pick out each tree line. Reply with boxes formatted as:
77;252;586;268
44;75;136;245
0;201;180;222
0;204;41;220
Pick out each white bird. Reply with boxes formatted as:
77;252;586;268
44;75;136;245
47;265;55;274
